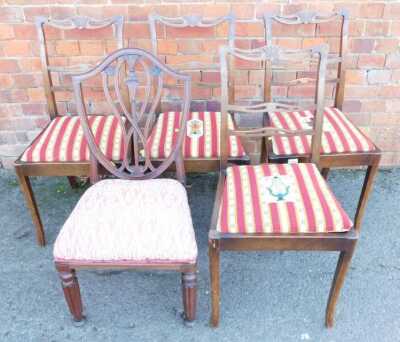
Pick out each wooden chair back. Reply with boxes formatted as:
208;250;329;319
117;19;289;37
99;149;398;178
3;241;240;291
220;45;329;169
263;10;349;109
35;15;124;119
71;48;191;181
148;13;235;104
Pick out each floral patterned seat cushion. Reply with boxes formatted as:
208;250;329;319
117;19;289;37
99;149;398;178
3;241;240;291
20;115;124;162
217;163;353;234
54;179;197;263
269;107;376;156
148;111;246;159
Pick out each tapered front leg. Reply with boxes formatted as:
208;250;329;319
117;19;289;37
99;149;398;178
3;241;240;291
181;271;197;324
321;168;330;180
325;245;356;328
209;239;220;327
15;166;45;246
56;265;84;322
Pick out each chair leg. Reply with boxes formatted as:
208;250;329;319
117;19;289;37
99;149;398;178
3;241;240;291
67;176;79;189
209;239;220;327
321;168;330;180
354;162;379;231
56;265;84;322
181;271;197;324
15;166;45;246
325;245;356;328
176;154;186;185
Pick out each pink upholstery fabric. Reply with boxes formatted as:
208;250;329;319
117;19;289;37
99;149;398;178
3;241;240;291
54;179;197;263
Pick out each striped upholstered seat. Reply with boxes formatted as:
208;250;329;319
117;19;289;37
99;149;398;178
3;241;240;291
217;163;353;234
148;111;246;159
20;115;124;163
269;107;376;156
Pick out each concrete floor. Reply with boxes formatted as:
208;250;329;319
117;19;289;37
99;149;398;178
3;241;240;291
0;168;399;342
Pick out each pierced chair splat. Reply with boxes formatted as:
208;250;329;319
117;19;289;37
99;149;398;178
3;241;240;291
209;44;358;328
263;9;381;231
14;15;124;246
54;48;197;325
147;13;249;172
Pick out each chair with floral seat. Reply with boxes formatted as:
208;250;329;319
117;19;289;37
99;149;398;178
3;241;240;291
209;43;359;328
54;48;197;324
262;9;381;232
147;13;249;173
14;15;124;246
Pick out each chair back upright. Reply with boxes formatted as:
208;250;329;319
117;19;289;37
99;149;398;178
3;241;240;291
220;45;329;169
71;48;191;181
263;10;349;109
36;15;124;119
149;13;235;109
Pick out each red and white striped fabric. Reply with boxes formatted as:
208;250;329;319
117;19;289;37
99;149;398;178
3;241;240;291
217;163;353;234
269;107;376;156
148;111;246;159
20;116;124;163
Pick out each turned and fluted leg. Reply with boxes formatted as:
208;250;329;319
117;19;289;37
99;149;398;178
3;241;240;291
15;166;45;246
325;245;356;328
181;271;197;324
209;239;220;327
57;266;84;322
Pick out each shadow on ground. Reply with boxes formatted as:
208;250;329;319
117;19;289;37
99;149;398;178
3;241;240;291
1;168;399;341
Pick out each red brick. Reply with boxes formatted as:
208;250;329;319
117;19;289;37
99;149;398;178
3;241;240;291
166;26;214;39
231;4;254;19
18;57;41;72
0;74;13;88
255;3;280;19
365;21;390;36
379;85;400;97
361;100;386;112
360;3;385;18
55;41;80;56
0;89;28;103
13;74;38;88
0;24;14;40
3;40;32;56
49;6;77;19
350;39;375;53
28;88;46;102
79;41;105;56
345;70;367;85
385;53;400;69
23;6;50;22
64;26;114;40
13;24;36;40
375;39;399;53
342;100;362;112
177;40;202;54
235;22;264;37
287;86;315;98
0;7;23;23
367;69;391;84
157;40;178;55
344;86;380;98
358;55;386;69
21;103;47;115
125;23;150;39
384;4;400;19
349;20;364;37
0;59;19;73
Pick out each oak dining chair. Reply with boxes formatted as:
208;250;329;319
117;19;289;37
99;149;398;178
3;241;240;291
209;43;358;328
263;9;381;232
147;13;249;173
14;15;124;246
54;48;197;325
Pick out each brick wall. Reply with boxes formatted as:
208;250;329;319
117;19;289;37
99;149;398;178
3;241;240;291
0;0;399;168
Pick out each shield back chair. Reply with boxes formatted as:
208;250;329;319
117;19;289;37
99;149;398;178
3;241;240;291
14;16;124;246
263;10;381;232
147;13;249;173
209;44;359;328
54;48;197;325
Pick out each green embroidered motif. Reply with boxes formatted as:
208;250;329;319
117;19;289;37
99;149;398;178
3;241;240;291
267;176;290;201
